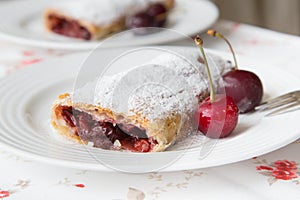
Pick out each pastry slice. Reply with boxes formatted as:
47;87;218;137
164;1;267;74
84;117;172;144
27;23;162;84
44;0;175;40
51;50;233;152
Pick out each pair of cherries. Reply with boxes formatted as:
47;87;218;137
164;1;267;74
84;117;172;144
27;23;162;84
195;31;263;139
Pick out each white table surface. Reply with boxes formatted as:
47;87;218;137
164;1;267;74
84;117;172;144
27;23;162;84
1;8;300;200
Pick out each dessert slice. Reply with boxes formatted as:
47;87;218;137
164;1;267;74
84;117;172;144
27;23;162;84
51;50;233;152
44;0;175;40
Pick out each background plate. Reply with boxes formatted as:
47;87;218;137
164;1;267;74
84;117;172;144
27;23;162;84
0;0;219;50
0;46;300;172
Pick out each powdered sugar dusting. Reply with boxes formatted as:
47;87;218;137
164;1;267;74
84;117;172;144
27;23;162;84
92;49;232;122
148;50;230;98
51;0;151;25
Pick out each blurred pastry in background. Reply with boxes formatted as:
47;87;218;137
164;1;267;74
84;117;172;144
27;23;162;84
44;0;175;40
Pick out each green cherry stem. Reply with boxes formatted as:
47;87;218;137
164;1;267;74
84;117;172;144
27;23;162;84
207;30;239;70
194;35;215;102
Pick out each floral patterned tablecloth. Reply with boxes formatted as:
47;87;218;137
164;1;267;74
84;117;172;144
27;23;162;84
1;19;300;200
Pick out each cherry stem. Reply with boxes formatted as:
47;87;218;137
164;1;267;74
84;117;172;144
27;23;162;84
194;35;215;102
207;30;239;70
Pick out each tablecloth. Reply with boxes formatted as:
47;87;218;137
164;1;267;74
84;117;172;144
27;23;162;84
1;18;300;200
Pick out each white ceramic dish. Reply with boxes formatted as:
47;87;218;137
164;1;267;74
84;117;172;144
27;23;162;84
1;46;300;173
0;0;219;50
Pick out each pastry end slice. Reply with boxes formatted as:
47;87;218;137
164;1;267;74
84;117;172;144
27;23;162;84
51;93;182;152
44;9;126;40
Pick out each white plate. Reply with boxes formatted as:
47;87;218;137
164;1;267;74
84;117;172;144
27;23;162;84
1;46;300;173
0;0;219;50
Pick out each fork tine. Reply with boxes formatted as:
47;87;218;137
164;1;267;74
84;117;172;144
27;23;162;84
266;101;300;117
255;90;299;110
257;97;296;111
263;92;294;102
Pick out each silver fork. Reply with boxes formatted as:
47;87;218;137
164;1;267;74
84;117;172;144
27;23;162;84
255;90;300;116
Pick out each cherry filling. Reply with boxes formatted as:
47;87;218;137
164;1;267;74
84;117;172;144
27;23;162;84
57;106;157;152
48;15;92;40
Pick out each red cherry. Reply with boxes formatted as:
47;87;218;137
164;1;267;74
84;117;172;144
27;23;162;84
194;36;239;139
126;12;155;35
147;3;167;18
196;95;239;138
147;3;167;27
221;69;263;113
207;30;263;113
